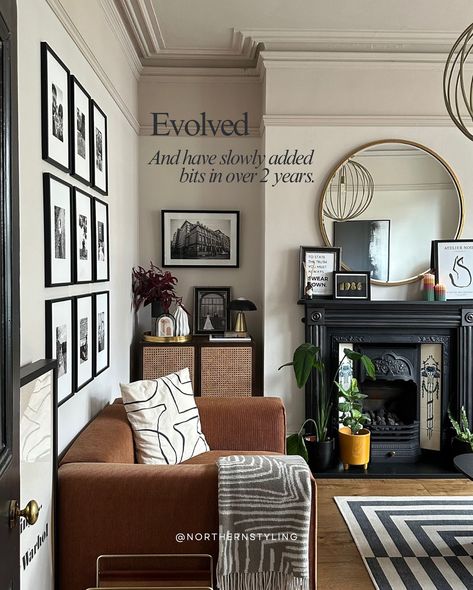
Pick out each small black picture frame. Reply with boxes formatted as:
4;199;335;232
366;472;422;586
73;294;94;391
90;100;108;195
73;187;93;283
43;173;73;287
41;42;70;172
93;196;110;282
193;286;231;335
431;239;473;301
69;75;91;186
45;297;74;405
299;246;341;299
334;271;371;300
93;291;110;376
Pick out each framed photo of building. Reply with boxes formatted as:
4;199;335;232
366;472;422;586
93;197;109;282
334;271;371;300
193;287;231;335
94;291;110;376
73;294;94;391
90;101;108;195
45;297;74;405
162;210;240;268
299;246;340;299
41;42;70;172
43;173;73;287
70;76;91;186
432;240;473;300
73;188;93;283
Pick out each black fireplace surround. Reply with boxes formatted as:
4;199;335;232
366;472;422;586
300;300;473;477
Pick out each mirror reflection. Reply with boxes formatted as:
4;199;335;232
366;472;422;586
320;141;464;285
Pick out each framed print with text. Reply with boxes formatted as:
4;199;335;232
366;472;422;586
91;101;108;195
334;271;371;300
74;294;94;391
93;197;109;282
73;188;93;283
94;291;110;376
41;42;70;172
45;297;74;405
432;240;473;300
70;76;91;185
299;246;341;299
43;173;73;287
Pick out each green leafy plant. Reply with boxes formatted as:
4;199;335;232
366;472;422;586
448;406;473;450
337;378;370;435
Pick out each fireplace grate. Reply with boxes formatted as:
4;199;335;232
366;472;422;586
368;420;421;463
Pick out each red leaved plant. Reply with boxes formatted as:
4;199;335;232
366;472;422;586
132;262;182;313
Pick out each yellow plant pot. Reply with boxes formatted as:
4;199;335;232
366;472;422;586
338;427;371;471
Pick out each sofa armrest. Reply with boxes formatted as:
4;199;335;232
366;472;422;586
195;397;286;453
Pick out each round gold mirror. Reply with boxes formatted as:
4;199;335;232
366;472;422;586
319;140;464;286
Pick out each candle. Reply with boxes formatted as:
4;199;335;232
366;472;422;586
435;283;446;302
422;273;435;301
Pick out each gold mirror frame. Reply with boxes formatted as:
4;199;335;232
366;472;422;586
319;139;465;286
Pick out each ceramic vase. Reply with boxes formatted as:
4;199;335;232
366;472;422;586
174;305;190;336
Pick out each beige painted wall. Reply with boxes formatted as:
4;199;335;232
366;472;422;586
18;0;139;452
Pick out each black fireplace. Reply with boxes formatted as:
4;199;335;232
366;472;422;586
300;300;473;476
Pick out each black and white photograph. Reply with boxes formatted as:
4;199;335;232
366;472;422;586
299;246;341;299
432;240;473;300
73;188;93;283
70;76;91;185
45;297;74;404
193;286;231;335
334;219;391;282
74;295;93;391
93;197;109;281
90;101;108;195
94;291;110;376
43;173;73;287
334;271;371;300
41;42;70;172
162;210;240;268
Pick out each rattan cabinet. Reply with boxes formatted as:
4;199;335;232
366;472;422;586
140;336;256;397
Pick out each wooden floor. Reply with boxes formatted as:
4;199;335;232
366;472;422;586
317;477;473;590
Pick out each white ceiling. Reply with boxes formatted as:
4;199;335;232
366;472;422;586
114;0;473;68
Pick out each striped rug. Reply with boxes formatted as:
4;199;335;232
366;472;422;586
335;496;473;590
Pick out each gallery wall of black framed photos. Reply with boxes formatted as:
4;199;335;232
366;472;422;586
46;292;110;406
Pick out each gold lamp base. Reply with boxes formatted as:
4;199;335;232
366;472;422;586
233;311;248;335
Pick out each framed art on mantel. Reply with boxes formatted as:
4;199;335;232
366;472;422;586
299;246;341;299
93;197;110;282
41;42;70;172
432;240;473;300
70;76;91;186
91;101;108;195
45;297;74;405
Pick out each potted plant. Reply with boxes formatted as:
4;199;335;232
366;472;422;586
279;344;375;472
448;406;473;456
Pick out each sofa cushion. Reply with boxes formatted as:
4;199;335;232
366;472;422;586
120;368;210;465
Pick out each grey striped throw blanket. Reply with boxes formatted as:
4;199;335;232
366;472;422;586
216;455;311;590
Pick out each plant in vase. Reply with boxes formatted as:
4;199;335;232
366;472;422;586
448;406;473;456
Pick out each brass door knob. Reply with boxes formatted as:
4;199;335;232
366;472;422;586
9;499;40;529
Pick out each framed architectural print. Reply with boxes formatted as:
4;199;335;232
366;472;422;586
93;197;110;282
162;210;240;268
41;42;70;172
70;76;91;185
73;188;93;283
43;173;73;287
193;286;231;335
90;101;108;195
73;294;94;391
334;271;371;300
94;291;110;376
45;297;74;405
299;246;340;299
432;240;473;300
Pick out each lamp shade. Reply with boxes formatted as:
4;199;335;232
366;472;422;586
229;298;257;312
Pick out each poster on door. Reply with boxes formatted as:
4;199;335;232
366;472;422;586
20;364;56;590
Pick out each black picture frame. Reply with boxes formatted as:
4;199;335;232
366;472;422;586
334;271;371;300
162;210;240;268
69;75;91;186
299;246;341;299
90;100;108;195
45;297;74;405
431;239;473;301
41;42;70;172
193;286;231;335
43;173;73;287
73;294;94;391
93;291;110;376
73;187;93;284
93;196;110;282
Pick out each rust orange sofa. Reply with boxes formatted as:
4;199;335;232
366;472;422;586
57;396;317;590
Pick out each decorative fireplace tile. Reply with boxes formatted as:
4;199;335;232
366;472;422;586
338;343;353;391
419;344;442;451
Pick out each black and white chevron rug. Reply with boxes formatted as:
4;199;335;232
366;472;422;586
335;496;473;590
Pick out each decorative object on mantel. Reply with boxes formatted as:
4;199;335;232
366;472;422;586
323;159;374;221
448;406;473;457
435;283;447;302
421;272;435;301
228;297;256;337
334;271;371;300
299;246;340;299
432;240;473;300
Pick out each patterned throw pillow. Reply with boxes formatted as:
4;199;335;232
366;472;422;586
120;368;209;464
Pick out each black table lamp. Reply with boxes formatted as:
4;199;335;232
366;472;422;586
229;298;257;335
